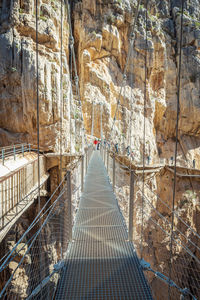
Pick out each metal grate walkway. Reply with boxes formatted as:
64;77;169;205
55;151;153;299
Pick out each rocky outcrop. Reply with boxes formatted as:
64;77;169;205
0;0;73;152
74;0;200;165
0;0;200;299
0;0;199;160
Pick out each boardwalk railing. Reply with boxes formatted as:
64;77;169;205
0;144;31;164
0;144;47;165
0;156;48;241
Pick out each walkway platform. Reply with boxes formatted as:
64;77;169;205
55;151;153;299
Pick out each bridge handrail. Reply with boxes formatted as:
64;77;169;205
0;146;91;273
101;146;200;299
0;156;40;183
0;144;48;164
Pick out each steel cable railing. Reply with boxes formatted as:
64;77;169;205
103;146;200;300
0;149;92;299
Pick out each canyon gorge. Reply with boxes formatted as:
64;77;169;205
0;0;200;299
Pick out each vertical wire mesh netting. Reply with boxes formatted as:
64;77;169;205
0;158;83;300
134;177;200;300
105;148;200;300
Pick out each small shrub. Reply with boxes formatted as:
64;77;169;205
40;15;47;21
11;67;17;73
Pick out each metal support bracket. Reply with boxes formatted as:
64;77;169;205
140;259;197;300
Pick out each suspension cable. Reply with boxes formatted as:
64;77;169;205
142;210;200;265
60;0;63;182
67;1;87;152
140;0;148;259
35;1;44;295
168;0;184;298
36;0;40;215
91;101;94;137
109;0;142;143
0;188;66;298
0;175;66;273
59;0;64;260
137;185;200;257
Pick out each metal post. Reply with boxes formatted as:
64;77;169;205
0;183;2;227
86;150;88;171
67;171;72;241
129;170;134;241
16;172;19;213
13;146;16;160
100;103;103;141
107;150;109;170
1;182;4;227
29;144;31;152
91;102;94;137
81;155;84;191
113;155;115;191
2;149;4;165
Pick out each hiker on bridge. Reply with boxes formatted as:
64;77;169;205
126;146;130;156
115;143;119;154
193;159;196;168
97;139;100;150
94;139;98;150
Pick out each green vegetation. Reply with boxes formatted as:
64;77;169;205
195;21;200;27
91;30;97;37
75;145;80;152
40;15;47;21
40;10;48;21
11;67;17;73
19;8;24;14
139;4;144;10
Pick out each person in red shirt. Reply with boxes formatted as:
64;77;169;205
94;139;98;150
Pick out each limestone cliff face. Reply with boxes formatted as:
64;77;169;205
0;0;200;299
71;1;200;298
74;0;200;165
0;0;199;159
0;0;73;152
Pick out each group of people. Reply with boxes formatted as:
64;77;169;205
93;138;109;150
93;138;134;158
93;139;101;150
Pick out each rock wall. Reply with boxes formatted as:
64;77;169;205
0;0;199;160
0;0;73;152
73;0;200;164
0;0;200;299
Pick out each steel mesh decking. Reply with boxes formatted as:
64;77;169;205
55;151;153;299
75;208;124;226
73;226;128;241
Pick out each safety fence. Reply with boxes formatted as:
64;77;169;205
0;156;47;240
102;145;200;300
0;147;92;299
0;144;46;165
105;145;198;170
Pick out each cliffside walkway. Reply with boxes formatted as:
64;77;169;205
55;151;152;299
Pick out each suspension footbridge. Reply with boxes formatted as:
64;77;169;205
0;0;200;299
55;151;152;299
